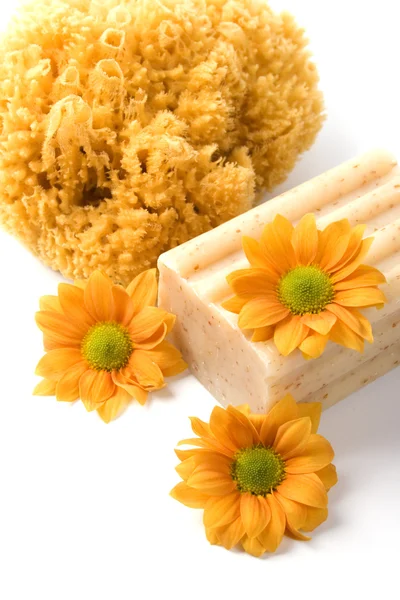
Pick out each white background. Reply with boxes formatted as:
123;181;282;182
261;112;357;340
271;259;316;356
0;1;399;599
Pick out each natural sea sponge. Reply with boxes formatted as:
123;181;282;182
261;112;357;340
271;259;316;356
0;0;323;285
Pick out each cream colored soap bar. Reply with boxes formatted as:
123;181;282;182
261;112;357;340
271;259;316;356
158;150;400;412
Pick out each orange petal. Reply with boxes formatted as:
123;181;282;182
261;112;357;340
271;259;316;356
96;386;131;423
229;269;277;296
274;314;309;356
189;416;213;438
58;283;95;331
299;332;329;360
297;402;322;434
126;268;158;315
176;457;196;481
39;295;62;313
242;236;279;277
334;287;387;308
278;473;328;508
257;493;286;553
203;493;240;529
111;285;135;326
238;298;290;329
273;417;312;460
33;378;57;396
188;464;236;496
260;216;296;274
326;303;373;342
216;517;245;550
221;294;252;314
35;348;83;380
84;271;114;322
226;405;260;445
334;264;386;290
205;528;220;545
316;463;338;491
128;349;165;389
240;493;271;538
301;506;328;532
301;311;337;335
170;482;208;509
79;369;115;410
241;535;265;557
260;394;299;447
112;372;148;405
285;434;334;474
209;405;256;451
129;307;169;344
56;361;88;402
317;221;352;272
292;214;318;265
35;311;83;348
251;325;274;342
330;224;367;273
141;341;187;378
329;319;365;352
275;492;307;530
331;236;374;282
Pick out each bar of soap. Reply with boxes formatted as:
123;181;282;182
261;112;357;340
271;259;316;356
158;150;400;412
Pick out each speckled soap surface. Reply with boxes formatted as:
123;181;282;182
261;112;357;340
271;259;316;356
158;149;400;412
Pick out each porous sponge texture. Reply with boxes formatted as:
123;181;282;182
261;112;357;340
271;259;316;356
0;0;323;285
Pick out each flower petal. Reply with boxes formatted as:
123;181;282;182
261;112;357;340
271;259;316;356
39;295;62;313
242;236;279;277
275;492;307;530
241;535;265;557
58;283;95;331
229;269;277;296
296;402;322;434
79;369;115;410
292;214;318;265
331;236;374;282
176;457;196;481
334;287;387;308
260;216;296;274
129;307;170;344
274;315;309;356
35;348;83;380
128;349;165;389
142;341;187;377
84;271;114;322
330;224;367;273
299;332;329;360
240;493;271;538
257;493;286;553
111;285;135;326
203;493;240;529
301;507;329;532
260;394;299;447
187;463;236;495
126;268;158;314
274;417;312;460
216;517;245;550
221;294;252;314
316;219;352;271
210;405;256;451
285;434;334;474
170;482;208;509
226;405;260;445
35;311;83;348
329;319;365;352
238;298;290;329
334;264;387;290
316;463;338;491
33;379;57;396
326;303;373;342
56;361;88;402
278;473;328;508
96;386;131;423
251;326;274;342
301;311;337;335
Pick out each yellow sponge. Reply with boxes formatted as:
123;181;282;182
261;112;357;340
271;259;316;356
0;0;323;284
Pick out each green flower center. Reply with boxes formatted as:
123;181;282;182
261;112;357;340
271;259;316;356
82;322;133;372
231;445;285;496
278;265;334;315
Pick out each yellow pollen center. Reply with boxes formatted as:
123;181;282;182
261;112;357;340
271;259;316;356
278;265;334;315
82;321;132;371
231;445;286;496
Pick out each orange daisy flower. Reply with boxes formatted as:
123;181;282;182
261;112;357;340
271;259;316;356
222;214;387;359
34;270;187;422
171;395;337;557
